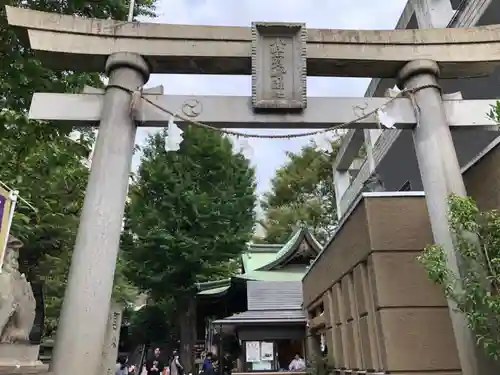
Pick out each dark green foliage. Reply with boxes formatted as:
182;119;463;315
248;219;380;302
122;126;256;300
127;303;174;346
419;194;500;359
259;141;340;244
0;0;156;336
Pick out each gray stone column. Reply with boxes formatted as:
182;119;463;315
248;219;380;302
397;60;478;375
305;327;321;363
51;52;149;375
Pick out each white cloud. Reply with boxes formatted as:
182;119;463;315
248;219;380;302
135;0;407;194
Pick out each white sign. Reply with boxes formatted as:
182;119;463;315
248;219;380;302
252;361;272;371
260;342;274;361
245;341;260;362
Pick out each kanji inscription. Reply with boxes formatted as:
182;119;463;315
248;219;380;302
101;304;124;375
252;22;307;111
270;37;287;99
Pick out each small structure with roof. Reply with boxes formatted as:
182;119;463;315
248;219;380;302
194;226;322;373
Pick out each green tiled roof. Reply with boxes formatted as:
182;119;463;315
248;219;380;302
256;226;322;271
234;269;305;282
241;243;283;272
271;230;302;261
196;278;230;292
198;285;231;295
241;251;278;272
196;227;322;297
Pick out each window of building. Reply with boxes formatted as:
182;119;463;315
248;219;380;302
243;339;304;372
244;341;276;371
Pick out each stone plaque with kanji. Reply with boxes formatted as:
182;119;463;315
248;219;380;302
251;22;307;111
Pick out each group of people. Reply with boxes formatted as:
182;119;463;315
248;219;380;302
116;347;304;375
200;352;232;375
115;348;184;375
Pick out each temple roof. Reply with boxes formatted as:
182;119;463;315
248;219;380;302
253;226;322;272
196;226;322;296
247;281;303;310
212;309;305;325
197;278;231;296
241;244;282;273
213;281;306;325
235;269;305;282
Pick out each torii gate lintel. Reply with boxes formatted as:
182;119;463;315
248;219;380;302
28;91;499;130
6;5;500;78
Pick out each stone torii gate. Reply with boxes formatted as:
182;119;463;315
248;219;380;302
6;5;500;375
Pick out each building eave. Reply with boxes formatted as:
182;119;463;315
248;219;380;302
255;227;322;272
196;278;231;292
212;318;306;325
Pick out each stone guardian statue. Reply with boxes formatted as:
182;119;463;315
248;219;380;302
0;235;36;343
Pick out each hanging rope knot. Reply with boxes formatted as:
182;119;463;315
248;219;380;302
105;83;143;122
403;89;422;127
130;87;143;121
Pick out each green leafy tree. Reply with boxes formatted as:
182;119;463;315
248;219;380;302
127;302;175;347
418;105;500;359
418;194;500;359
259;140;340;244
121;127;256;368
0;0;155;337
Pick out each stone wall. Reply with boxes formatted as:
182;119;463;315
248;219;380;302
303;140;500;374
304;195;459;374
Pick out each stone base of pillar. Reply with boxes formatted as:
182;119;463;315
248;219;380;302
0;343;48;375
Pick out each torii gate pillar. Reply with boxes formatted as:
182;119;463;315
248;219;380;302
398;59;479;375
50;52;149;375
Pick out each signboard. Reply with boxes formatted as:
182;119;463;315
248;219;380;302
260;342;274;361
0;186;13;270
245;341;260;362
252;361;272;371
251;22;307;111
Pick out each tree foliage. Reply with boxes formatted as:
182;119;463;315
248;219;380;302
121;127;256;365
418;194;500;359
259;141;340;244
0;0;155;336
122;126;256;302
127;302;175;347
418;105;500;359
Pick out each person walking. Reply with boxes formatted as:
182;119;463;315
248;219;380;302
169;350;184;375
201;352;214;375
222;354;232;375
146;348;166;375
116;355;129;375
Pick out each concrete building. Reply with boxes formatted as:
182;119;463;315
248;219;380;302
334;0;500;218
303;1;500;373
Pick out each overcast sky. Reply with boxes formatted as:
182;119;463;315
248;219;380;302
136;0;407;196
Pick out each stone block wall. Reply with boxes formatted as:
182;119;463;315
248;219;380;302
303;139;500;375
303;194;461;375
